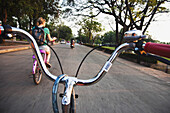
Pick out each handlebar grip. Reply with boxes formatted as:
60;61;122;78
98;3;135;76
144;42;170;58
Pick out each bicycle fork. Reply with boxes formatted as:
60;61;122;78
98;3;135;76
32;58;38;74
52;74;77;113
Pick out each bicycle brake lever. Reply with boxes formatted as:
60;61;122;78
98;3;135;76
134;40;146;55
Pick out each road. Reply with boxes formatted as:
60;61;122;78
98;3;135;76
0;43;170;113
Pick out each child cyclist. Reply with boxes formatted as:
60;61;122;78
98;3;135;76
32;17;56;68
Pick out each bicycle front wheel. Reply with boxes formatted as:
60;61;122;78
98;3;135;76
62;89;76;113
33;63;43;85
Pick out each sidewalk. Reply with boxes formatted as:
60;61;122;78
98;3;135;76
0;45;31;54
0;40;31;54
0;40;58;54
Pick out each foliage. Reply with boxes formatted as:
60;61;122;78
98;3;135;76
161;42;170;45
143;35;160;43
119;52;157;64
56;25;73;41
94;35;102;45
0;0;60;30
102;31;116;44
77;17;103;43
67;0;168;45
77;29;89;43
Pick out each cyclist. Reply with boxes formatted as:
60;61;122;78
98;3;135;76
32;17;56;68
70;38;75;48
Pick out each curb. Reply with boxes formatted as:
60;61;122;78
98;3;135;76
0;43;58;54
0;46;31;54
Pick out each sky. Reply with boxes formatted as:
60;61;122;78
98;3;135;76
147;9;170;42
62;1;170;42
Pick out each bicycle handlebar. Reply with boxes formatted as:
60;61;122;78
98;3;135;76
144;42;170;58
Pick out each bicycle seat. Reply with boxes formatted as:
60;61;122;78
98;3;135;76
39;49;46;54
124;30;146;42
32;49;46;59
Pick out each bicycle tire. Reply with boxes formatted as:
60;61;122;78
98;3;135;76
33;62;43;85
62;89;76;113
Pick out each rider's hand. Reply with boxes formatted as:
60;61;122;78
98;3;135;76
53;37;57;40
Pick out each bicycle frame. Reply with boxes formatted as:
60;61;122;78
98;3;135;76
32;49;47;74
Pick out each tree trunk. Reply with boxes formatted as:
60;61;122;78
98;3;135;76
29;16;33;34
115;18;119;46
0;36;4;44
17;17;21;28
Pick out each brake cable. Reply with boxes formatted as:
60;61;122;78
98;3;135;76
40;40;64;74
75;46;102;77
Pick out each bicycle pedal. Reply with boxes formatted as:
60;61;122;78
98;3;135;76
75;94;78;98
59;93;79;98
59;93;64;97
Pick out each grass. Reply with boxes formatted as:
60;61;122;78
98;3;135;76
102;46;115;50
163;57;170;61
157;57;170;64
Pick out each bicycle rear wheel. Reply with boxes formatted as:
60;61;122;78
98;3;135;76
62;89;76;113
33;63;42;85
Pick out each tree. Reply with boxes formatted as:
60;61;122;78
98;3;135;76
66;0;168;45
94;34;102;45
56;25;72;41
0;0;60;30
0;0;60;43
103;31;116;44
77;17;103;44
144;35;160;43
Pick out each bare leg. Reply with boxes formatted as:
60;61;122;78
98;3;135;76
46;51;51;63
46;51;51;68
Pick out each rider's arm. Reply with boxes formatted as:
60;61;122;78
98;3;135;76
47;34;56;41
44;28;56;42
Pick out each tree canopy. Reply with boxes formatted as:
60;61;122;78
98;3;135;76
77;17;103;43
103;31;116;44
57;25;73;41
0;0;60;30
65;0;169;44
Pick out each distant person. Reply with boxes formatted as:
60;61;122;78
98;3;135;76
70;38;75;48
32;17;56;68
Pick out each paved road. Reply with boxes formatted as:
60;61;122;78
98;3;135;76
0;44;170;113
